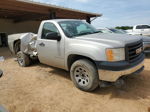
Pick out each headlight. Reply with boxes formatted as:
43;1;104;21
106;48;125;62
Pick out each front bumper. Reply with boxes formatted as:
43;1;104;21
143;42;150;53
95;55;144;82
98;61;144;82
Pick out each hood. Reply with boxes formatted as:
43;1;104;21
75;33;142;47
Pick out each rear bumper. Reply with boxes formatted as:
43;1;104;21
95;55;145;82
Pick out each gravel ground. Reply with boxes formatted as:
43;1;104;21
0;47;150;112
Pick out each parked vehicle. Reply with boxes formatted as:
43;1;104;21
99;28;126;34
98;28;113;34
109;28;127;34
143;36;150;53
99;28;150;54
8;19;144;91
127;25;150;37
128;25;150;54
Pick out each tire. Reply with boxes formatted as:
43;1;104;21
70;59;99;92
14;40;20;54
17;51;30;67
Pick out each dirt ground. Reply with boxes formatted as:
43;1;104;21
0;47;150;112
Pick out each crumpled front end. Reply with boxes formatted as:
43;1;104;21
21;33;38;56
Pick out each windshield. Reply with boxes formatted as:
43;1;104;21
59;21;99;37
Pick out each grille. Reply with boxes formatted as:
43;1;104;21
126;40;143;63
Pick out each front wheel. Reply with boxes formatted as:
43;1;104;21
70;59;99;92
17;51;30;67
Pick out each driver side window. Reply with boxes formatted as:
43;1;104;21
42;22;59;39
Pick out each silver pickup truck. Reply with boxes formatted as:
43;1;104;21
8;19;144;91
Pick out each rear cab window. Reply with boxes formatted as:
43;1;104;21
136;25;150;29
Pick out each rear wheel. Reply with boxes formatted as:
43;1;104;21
14;40;20;54
70;59;99;91
17;51;30;67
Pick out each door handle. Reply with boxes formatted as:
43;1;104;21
39;42;45;47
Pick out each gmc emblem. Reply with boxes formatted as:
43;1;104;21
136;47;142;54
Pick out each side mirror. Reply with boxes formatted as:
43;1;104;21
45;32;61;41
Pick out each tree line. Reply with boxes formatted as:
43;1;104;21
115;26;133;30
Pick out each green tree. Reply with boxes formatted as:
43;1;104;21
115;26;133;30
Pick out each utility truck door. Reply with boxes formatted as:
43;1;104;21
36;22;65;68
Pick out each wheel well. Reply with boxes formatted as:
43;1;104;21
14;39;21;54
67;54;97;70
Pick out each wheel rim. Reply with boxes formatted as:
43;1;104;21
74;66;90;87
17;53;24;66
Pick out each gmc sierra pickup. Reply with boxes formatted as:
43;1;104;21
8;19;144;91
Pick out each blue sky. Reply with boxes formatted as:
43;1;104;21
34;0;150;28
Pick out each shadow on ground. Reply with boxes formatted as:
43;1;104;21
93;70;150;101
